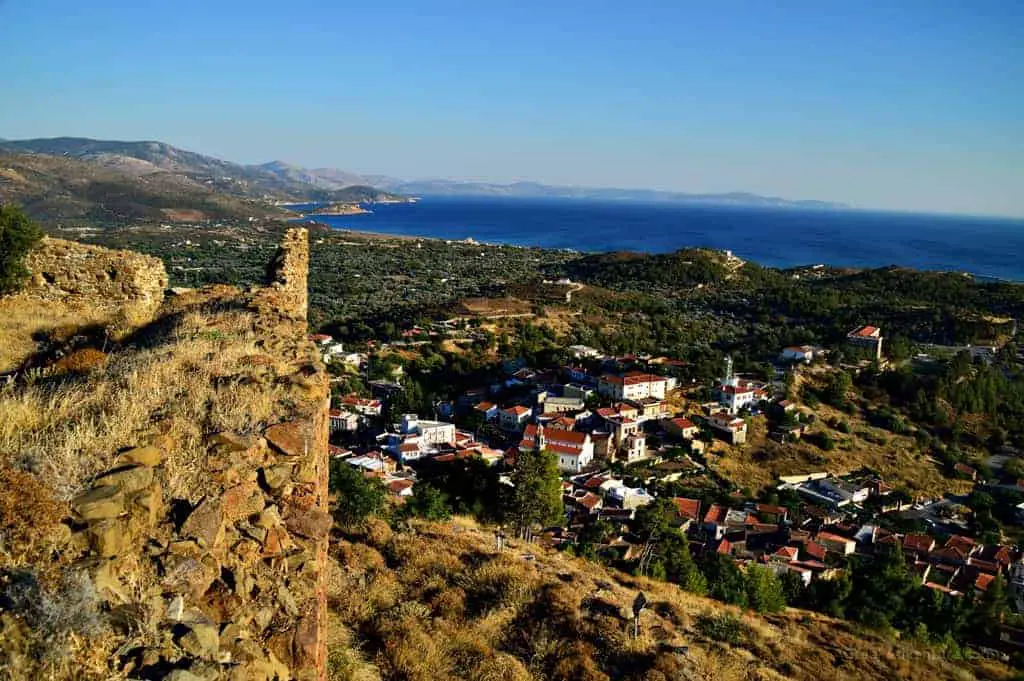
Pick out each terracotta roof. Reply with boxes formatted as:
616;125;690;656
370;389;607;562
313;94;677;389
945;535;977;552
816;531;853;546
584;476;608;490
329;408;344;417
850;325;879;337
757;503;788;517
716;539;732;555
475;401;496;411
309;333;332;342
903;534;935;554
774;546;798;561
578;492;602;510
399;443;420;453
802;541;827;561
672;497;701;521
703;504;727;525
721;384;755;395
504;405;531;416
550;443;585;456
975;573;996;591
669;417;696;430
387;479;414;493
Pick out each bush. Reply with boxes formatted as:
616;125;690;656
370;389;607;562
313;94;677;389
0;204;43;295
695;612;745;645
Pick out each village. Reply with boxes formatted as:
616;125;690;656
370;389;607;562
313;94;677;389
312;317;1024;642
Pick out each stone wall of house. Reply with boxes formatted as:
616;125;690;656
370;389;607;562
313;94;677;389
23;237;168;325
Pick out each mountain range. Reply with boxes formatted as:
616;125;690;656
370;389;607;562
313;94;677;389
0;136;844;210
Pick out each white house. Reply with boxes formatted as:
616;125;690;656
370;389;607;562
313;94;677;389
520;424;594;473
400;414;455;446
597;372;668;401
779;345;817;363
623;433;648;463
499;405;532;431
329;409;360;433
716;377;763;414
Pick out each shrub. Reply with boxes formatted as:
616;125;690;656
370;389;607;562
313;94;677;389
0;463;64;557
696;612;745;645
0;204;43;295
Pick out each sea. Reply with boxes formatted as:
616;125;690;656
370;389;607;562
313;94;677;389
295;197;1024;282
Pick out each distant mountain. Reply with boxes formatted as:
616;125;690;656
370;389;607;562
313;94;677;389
0;136;842;210
0;149;283;225
372;178;844;208
0;138;406;204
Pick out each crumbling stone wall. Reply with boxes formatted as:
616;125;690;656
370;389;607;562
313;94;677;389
23;237;168;325
28;229;331;681
265;227;309;322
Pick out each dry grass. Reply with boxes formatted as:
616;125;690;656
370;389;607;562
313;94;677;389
711;410;968;497
0;299;302;502
0;294;116;373
329;521;1003;681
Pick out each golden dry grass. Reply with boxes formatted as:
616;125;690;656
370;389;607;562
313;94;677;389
0;294;116;373
711;409;969;497
329;520;1004;681
0;300;302;502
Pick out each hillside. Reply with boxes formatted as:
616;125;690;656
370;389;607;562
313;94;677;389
0;150;285;225
326;517;1003;681
0;137;407;204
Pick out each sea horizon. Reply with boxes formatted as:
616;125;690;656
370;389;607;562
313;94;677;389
298;196;1024;282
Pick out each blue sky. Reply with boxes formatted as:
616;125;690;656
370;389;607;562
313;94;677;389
1;0;1022;216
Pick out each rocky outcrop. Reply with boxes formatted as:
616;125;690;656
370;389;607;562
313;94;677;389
23;237;168;326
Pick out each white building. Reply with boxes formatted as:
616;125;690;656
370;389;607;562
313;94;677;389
597;372;668;401
499;405;532;431
779;345;817;363
623;433;648;463
520;424;594;473
400;414;455;446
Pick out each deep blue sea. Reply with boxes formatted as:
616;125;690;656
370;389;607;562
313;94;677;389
298;197;1024;282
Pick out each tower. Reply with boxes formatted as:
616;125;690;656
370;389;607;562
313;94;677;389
723;355;734;386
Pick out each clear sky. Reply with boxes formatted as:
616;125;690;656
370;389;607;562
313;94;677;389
2;0;1022;216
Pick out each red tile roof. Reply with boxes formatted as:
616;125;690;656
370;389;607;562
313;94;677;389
504;405;531;416
975;573;996;591
578;492;602;510
703;504;727;525
387;479;414;493
851;325;879;337
816;531;853;547
669;417;696;430
716;539;732;554
774;546;798;561
945;535;977;552
672;497;701;522
802;541;827;561
903;534;935;554
475;401;496;411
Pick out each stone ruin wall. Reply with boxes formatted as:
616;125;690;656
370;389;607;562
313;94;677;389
23;237;169;325
35;228;331;680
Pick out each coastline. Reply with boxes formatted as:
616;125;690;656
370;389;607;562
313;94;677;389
296;198;1024;282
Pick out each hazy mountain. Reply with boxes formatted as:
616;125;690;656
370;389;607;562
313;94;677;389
374;178;844;208
1;137;843;209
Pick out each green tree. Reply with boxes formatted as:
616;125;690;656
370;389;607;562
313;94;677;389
634;497;676;540
745;565;787;613
701;553;749;607
400;482;451;521
505;447;564;538
659;531;707;595
0;204;43;295
329;459;386;527
971;574;1009;642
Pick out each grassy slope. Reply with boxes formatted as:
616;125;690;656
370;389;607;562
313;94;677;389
325;518;1005;681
